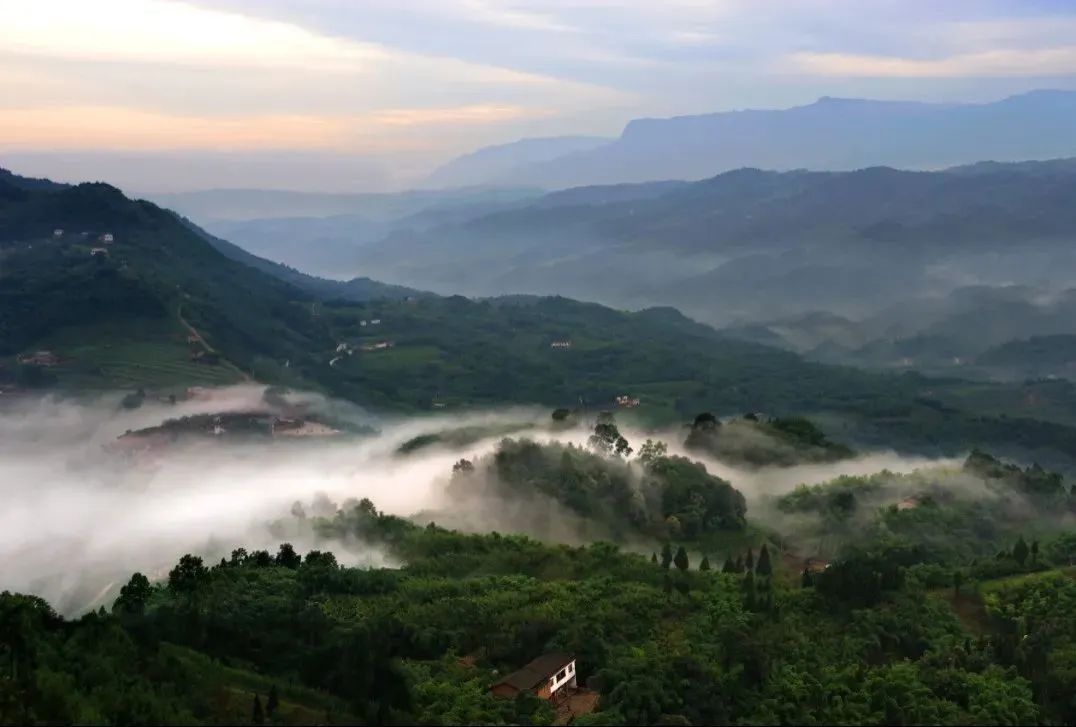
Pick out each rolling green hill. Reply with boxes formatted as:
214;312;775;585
7;169;1076;469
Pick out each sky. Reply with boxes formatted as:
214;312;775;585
2;0;1076;192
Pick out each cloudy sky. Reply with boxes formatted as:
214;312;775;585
2;0;1076;191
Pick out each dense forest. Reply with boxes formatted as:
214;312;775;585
5;411;1076;725
6;170;1076;725
10;172;1076;477
5;494;1076;725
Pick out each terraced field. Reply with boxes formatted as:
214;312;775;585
33;320;242;391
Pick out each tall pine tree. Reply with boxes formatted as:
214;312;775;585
267;685;279;718
1013;536;1029;566
756;544;773;577
674;546;690;572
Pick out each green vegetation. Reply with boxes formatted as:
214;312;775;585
450;431;746;542
7;493;1076;725
11;171;1076;724
10;173;1076;476
772;451;1076;567
685;412;854;467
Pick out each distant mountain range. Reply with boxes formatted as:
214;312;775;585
426;90;1076;189
425;136;611;189
10;167;1076;469
352;158;1076;324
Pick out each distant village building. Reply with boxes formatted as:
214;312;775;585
360;320;368;327
896;496;922;511
53;228;64;238
18;350;59;367
370;319;381;325
335;343;349;353
615;395;640;408
100;233;114;243
90;247;109;257
550;340;573;349
490;653;577;702
361;341;394;352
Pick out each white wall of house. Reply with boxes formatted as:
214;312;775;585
548;659;577;695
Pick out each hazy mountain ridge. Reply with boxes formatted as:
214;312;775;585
350;159;1076;326
431;90;1076;189
12;168;1076;472
425;135;612;189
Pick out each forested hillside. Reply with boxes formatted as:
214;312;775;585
8;170;1076;472
6;478;1076;725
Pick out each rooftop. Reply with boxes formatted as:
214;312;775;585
493;652;574;692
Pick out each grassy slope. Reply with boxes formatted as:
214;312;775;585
7;172;1076;468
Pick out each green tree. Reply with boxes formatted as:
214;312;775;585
589;412;620;455
650;552;658;565
637;439;668;465
252;694;264;724
756;545;772;577
699;555;711;571
684;412;720;452
115;572;152;615
673;546;689;573
660;542;672;570
1030;539;1039;566
953;570;964;596
745;547;755;573
801;568;814;588
168;555;208;597
276;543;301;569
1013;536;1029;567
266;686;279;718
722;557;736;573
742;571;757;610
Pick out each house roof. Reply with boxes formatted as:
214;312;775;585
493;652;574;692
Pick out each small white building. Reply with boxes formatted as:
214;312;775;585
370;319;381;325
100;233;114;244
53;229;64;238
550;340;572;349
90;247;109;257
490;653;577;702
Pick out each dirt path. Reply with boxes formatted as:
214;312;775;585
553;689;599;725
177;305;217;354
177;305;254;383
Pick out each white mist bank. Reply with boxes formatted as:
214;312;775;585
0;388;960;614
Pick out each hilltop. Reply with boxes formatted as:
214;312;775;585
8;170;1076;471
427;90;1076;189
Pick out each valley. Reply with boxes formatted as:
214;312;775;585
5;100;1076;727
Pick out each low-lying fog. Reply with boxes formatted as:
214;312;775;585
0;386;954;614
